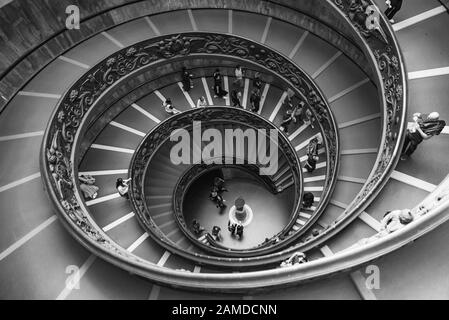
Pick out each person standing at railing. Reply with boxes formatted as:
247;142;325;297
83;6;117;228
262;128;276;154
79;175;99;200
349;208;414;248
401;112;446;160
280;101;304;134
304;137;322;173
385;0;403;23
181;67;194;92
230;89;242;108
234;65;244;89
213;68;228;98
249;88;261;113
163;98;181;115
116;178;132;199
196;96;207;108
253;72;263;91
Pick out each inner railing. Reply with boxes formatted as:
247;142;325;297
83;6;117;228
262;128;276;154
40;0;407;290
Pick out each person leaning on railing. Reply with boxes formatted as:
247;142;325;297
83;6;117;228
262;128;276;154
163;98;181;115
379;209;414;234
385;0;403;23
211;225;221;241
196;96;207;108
280;252;308;268
79;174;99;200
401;112;446;160
349;209;414;248
116;177;132;199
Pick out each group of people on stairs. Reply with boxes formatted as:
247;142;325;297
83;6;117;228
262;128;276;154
77;0;448;270
162;65;268;114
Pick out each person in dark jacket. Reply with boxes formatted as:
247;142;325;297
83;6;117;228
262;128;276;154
304;137;321;172
385;0;403;22
181;67;193;92
228;221;236;235
213;177;228;193
235;224;244;238
249;88;261;113
116;178;132;199
213;68;228;98
253;72;263;91
304;154;318;173
234;65;244;89
231;89;242;108
302;192;315;209
192;219;205;235
280;102;304;134
209;186;226;208
401;112;446;160
212;226;221;241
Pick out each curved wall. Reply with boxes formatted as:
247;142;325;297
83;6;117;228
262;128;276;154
0;0;374;112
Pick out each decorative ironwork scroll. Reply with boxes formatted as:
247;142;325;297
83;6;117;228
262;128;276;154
129;107;305;258
40;0;406;280
41;32;340;265
325;0;406;225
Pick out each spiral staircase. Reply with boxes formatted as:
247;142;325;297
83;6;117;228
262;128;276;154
0;0;449;299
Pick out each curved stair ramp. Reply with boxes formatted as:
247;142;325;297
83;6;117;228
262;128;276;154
1;0;449;299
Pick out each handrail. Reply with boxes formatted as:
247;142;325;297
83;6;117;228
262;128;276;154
288;0;408;250
0;0;374;112
46;172;449;293
40;0;408;289
172;160;285;254
130;106;305;261
438;0;449;11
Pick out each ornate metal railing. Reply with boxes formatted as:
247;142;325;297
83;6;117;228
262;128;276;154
288;0;408;248
172;160;283;253
130;106;305;259
41;31;340;265
40;0;408;289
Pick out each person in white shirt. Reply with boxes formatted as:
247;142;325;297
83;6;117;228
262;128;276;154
196;96;207;108
79;175;99;200
163;98;180;115
347;208;414;250
234;65;244;88
116;178;132;199
379;209;413;235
